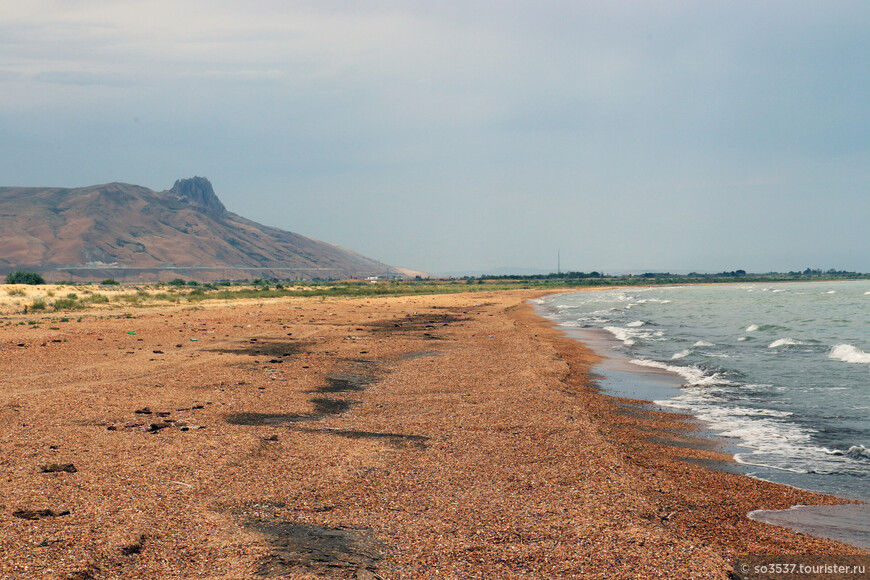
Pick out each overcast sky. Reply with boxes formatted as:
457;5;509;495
1;1;868;274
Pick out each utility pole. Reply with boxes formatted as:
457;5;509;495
557;250;561;275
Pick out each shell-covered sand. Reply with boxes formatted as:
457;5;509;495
0;289;864;579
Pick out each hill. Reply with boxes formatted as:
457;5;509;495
0;177;402;282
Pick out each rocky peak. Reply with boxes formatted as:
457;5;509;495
168;176;227;218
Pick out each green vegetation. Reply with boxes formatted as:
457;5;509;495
100;278;119;285
6;271;45;285
152;292;181;303
52;297;82;310
81;293;110;304
115;294;143;304
5;269;869;317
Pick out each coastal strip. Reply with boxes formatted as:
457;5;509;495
0;289;864;579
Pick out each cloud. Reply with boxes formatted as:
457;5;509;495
0;70;23;83
33;70;136;87
1;1;869;273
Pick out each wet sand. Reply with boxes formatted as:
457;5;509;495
0;289;865;579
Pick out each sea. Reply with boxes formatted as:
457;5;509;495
535;280;870;549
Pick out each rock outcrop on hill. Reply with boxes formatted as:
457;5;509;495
0;178;401;282
167;176;227;218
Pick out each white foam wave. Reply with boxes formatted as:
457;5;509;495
658;390;869;479
737;337;748;342
768;338;802;349
746;324;759;332
604;326;636;346
671;349;691;360
626;320;645;327
693;340;715;347
589;308;617;316
824;445;870;460
848;445;870;459
630;358;729;386
828;344;870;364
659;398;811;452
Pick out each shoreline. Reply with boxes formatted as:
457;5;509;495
531;295;870;552
0;289;864;578
520;299;864;543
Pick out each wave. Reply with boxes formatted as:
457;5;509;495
824;445;870;460
747;323;788;333
603;326;636;346
590;308;617;316
768;338;803;349
659;397;812;453
693;340;715;347
626;320;645;327
828;344;870;364
604;323;666;345
604;326;635;346
630;358;729;386
671;349;691;360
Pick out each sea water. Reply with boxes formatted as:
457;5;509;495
535;281;870;548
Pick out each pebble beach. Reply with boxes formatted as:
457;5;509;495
0;289;865;579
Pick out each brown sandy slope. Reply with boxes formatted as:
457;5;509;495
0;290;863;579
0;179;401;281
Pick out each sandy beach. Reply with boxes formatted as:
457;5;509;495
0;288;865;579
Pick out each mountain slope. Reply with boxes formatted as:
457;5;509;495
0;178;400;281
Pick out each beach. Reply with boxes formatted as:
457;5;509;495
0;289;865;579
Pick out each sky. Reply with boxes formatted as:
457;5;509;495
1;1;868;275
